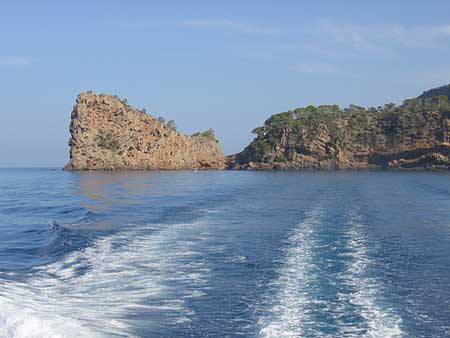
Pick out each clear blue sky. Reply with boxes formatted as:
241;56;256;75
1;0;450;166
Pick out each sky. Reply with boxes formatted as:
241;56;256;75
1;0;450;166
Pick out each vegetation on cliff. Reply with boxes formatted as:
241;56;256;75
67;85;450;171
191;128;217;141
418;84;450;101
234;87;450;170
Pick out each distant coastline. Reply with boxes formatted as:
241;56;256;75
66;84;450;171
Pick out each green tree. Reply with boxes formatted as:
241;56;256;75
274;154;288;162
251;127;265;138
191;128;215;139
167;120;177;130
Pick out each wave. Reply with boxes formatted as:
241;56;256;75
0;220;212;337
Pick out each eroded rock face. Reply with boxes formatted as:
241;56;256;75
64;92;226;170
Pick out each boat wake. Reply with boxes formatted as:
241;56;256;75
0;220;212;338
259;207;322;337
258;204;403;338
337;209;403;337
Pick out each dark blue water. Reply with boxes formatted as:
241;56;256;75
1;169;450;337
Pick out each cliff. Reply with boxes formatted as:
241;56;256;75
231;86;450;170
64;92;226;170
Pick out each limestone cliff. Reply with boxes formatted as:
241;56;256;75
64;92;226;170
231;85;450;170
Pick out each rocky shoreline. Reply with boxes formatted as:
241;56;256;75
66;84;450;171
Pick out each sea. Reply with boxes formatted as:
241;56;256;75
1;168;450;338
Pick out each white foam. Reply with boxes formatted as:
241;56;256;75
0;221;212;337
341;209;403;337
259;207;323;338
258;206;404;338
0;300;93;338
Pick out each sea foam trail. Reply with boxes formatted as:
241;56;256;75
339;209;403;337
0;301;94;338
0;220;212;338
258;205;403;338
259;207;323;338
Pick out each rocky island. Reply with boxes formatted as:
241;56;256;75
64;92;226;170
66;84;450;171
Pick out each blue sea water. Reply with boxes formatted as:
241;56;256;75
1;169;450;337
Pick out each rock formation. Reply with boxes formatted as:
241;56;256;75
64;92;226;170
230;85;450;170
66;84;450;171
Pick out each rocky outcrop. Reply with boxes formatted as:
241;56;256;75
64;92;226;170
66;85;450;172
231;85;450;170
